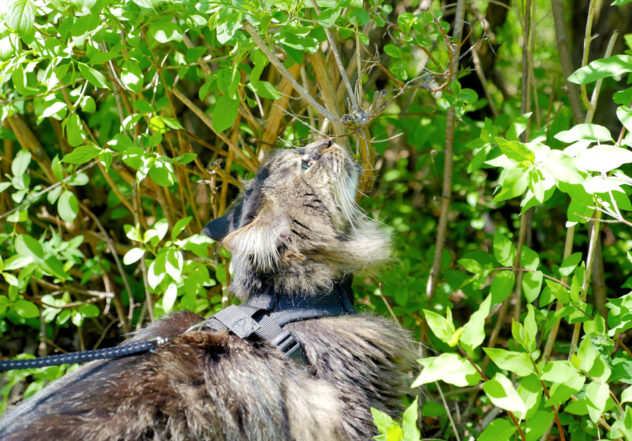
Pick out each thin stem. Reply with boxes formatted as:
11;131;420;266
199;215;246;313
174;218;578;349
580;0;598;109
436;381;461;441
569;209;602;358
542;226;575;362
585;32;619;122
426;0;465;300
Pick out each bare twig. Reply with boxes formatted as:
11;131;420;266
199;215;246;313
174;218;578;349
171;86;258;172
243;22;342;127
78;201;131;331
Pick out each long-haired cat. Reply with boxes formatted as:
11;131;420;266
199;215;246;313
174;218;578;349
0;140;414;441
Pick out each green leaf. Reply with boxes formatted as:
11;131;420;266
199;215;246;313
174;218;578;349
617;105;632;134
401;401;420;440
212;94;239;132
149;161;175;187
523;410;554;441
493;233;516;266
490;271;514;304
459;258;483;274
576;144;632;173
621;385;632;404
384;43;401;58
120;60;143;93
15;299;39;318
150;18;183;43
181;234;213;258
517;375;542;420
11;149;31;177
544;279;570;303
520;246;539;271
493;164;530;202
560;252;582;277
15;234;45;260
215;9;242;44
371;407;397;436
494;137;534;163
413;353;482;387
483;373;527;417
397;12;416;35
78;63;109;89
542;150;583;185
58;190;79;223
63;114;86;147
78;304;100;318
172;216;192;240
123;247;145;265
460;295;491;352
7;0;35;35
423;309;455;345
148;254;166;289
124;224;142;242
163;282;178;312
554;123;612;143
253;81;282;100
522;270;543;303
3;254;33;270
317;7;340;27
478;418;516;441
62;145;101;164
40;101;67;120
575;337;598;372
585;381;609;423
506;113;532;141
483;348;535;376
568;54;632;84
541;360;580;383
524;305;537;352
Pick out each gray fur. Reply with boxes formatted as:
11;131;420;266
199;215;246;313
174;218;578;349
0;141;415;441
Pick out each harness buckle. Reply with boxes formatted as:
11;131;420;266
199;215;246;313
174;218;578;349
270;329;304;361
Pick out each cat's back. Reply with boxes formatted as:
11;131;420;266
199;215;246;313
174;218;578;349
0;312;411;441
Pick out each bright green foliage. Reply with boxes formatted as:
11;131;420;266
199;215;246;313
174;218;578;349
372;399;420;441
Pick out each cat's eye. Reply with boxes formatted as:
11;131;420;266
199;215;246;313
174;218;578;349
301;159;312;171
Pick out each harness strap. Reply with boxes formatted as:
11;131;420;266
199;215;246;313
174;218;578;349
201;305;307;363
199;277;356;364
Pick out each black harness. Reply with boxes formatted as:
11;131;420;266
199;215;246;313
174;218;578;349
0;279;355;371
198;277;356;363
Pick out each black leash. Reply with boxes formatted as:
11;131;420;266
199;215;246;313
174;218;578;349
0;278;355;371
0;338;168;372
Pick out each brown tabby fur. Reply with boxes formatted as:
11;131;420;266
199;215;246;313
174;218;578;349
0;141;415;441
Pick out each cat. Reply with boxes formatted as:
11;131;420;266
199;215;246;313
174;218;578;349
0;140;415;441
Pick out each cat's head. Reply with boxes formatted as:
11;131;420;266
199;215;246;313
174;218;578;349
203;140;390;297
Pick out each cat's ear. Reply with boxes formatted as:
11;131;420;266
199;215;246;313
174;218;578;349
223;206;290;269
201;198;244;241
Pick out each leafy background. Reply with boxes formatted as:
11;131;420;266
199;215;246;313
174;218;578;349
2;0;632;440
